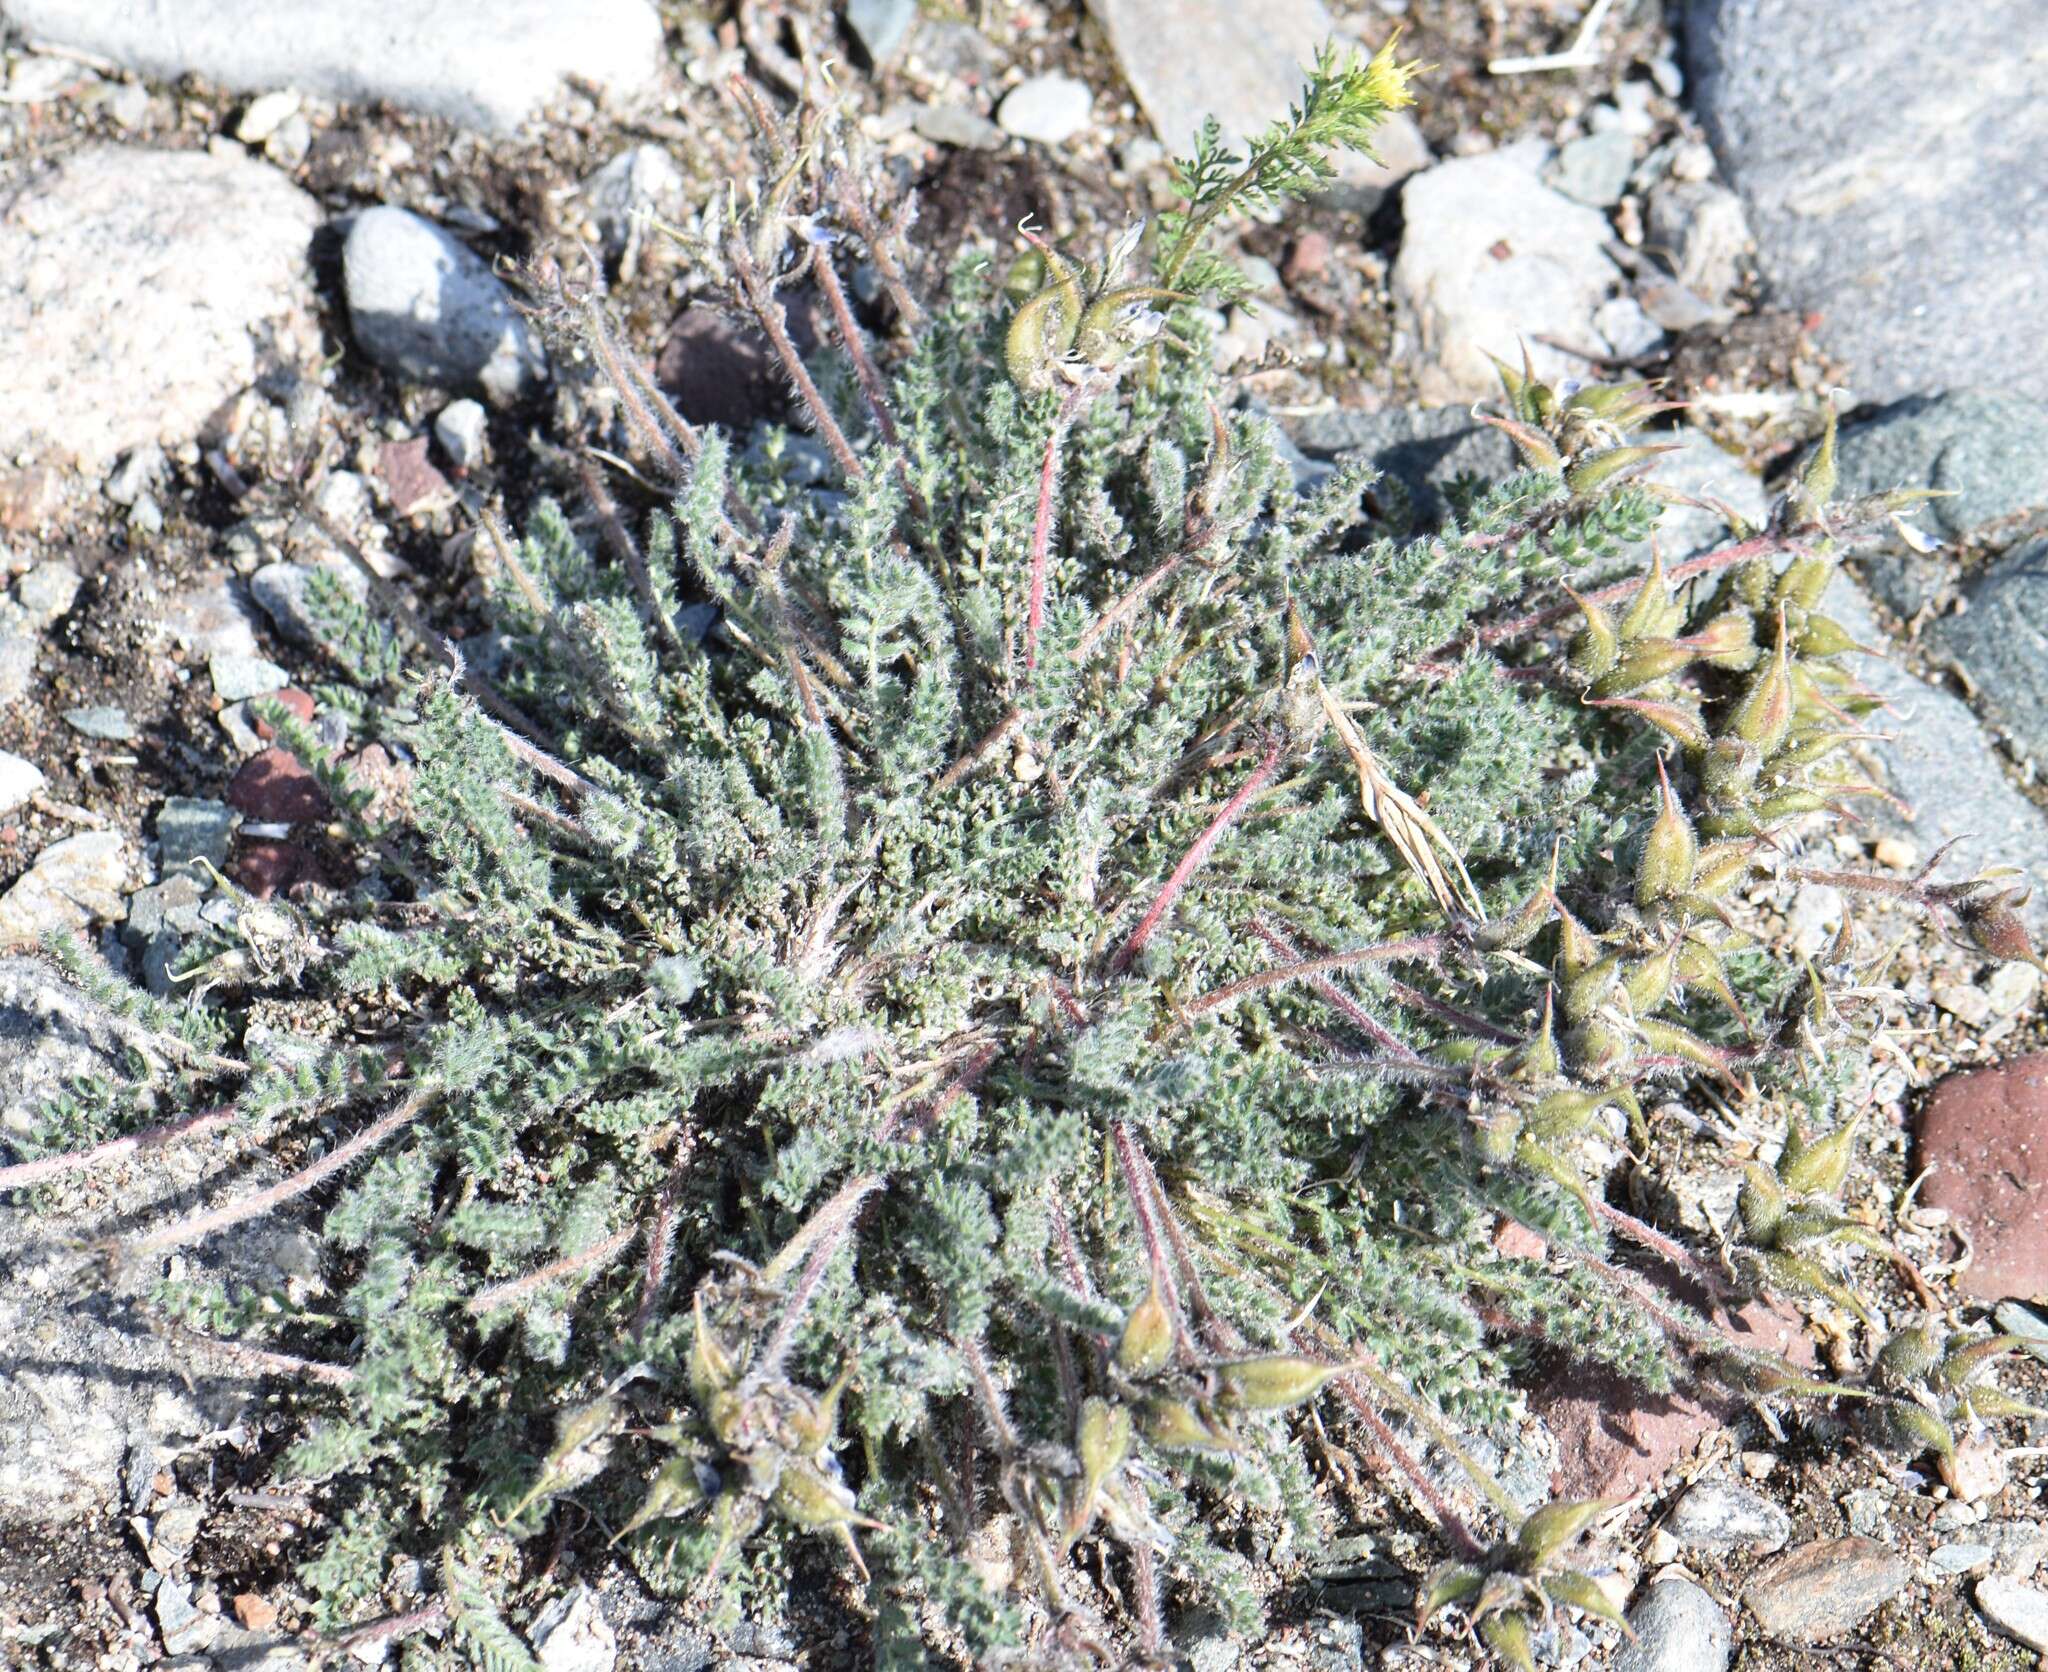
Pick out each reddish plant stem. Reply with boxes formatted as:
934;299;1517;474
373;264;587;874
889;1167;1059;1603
932;706;1025;795
632;1180;682;1343
1110;738;1287;975
809;247;902;453
1590;1199;1733;1299
1180;930;1444;1019
467;1222;640;1317
579;454;685;654
162;1320;356;1387
1024;385;1092;671
1129;1541;1165;1660
333;1599;449;1658
1329;1378;1487;1559
0;1103;237;1193
126;1087;435;1257
1249;919;1418;1059
728;230;864;484
830;169;925;329
752;1174;885;1383
1109;1122;1182;1334
577;295;694;480
1383;977;1523;1044
1466;531;1799;654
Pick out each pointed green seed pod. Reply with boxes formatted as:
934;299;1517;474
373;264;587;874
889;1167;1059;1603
1514;1497;1618;1565
1778;1116;1859;1198
1478;1611;1537;1672
1216;1353;1347;1411
612;1453;707;1544
1139;1397;1238;1452
1797;613;1865;659
1727;609;1795;755
1115;1277;1174;1377
1589;637;1698;699
1636;755;1699;909
1622;939;1679;1012
1617;547;1674;643
1564;442;1677;500
1563;586;1620;682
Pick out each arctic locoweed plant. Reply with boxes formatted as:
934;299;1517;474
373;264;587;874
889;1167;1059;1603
8;38;2042;1672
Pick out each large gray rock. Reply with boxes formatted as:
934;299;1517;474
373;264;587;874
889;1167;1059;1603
0;832;132;952
1836;391;2048;545
0;959;317;1524
1085;0;1333;152
0;147;318;470
6;0;665;134
1684;0;2048;402
1826;574;2048;927
1614;1574;1732;1672
1929;537;2048;769
342;207;549;404
1392;147;1624;404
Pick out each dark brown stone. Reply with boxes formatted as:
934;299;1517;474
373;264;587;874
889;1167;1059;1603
1533;1298;1812;1501
232;837;316;898
1916;1054;2048;1302
655;296;820;433
378;435;452;516
1745;1536;1911;1643
226;747;330;823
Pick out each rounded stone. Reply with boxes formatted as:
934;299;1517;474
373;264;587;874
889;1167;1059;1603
1916;1054;2048;1302
0;146;319;470
342;206;549;405
1614;1574;1731;1672
997;74;1093;146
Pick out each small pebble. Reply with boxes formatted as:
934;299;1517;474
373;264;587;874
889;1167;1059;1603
1614;1574;1731;1672
63;705;137;741
1986;960;2040;1016
1669;1482;1793;1552
1745;1537;1911;1644
435;399;489;472
235;90;301;145
1932;981;1993;1029
156;798;238;872
0;749;45;817
996;73;1092;146
1873;836;1917;870
209;652;291;703
914;103;1003;151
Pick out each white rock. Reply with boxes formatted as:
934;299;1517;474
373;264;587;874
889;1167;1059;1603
434;399;489;473
530;1585;616;1672
1392;147;1621;404
0;147;319;471
0;832;130;950
342;207;549;405
235;89;302;144
1615;1574;1732;1672
0;752;45;819
7;0;664;134
997;74;1093;145
1978;1577;2048;1653
1668;1482;1793;1552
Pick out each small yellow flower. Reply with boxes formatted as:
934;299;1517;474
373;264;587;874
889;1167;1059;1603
1364;34;1426;111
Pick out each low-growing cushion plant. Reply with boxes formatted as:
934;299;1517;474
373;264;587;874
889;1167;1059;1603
8;41;2044;1671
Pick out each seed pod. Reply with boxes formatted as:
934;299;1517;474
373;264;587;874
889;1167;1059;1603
1066;1396;1133;1543
1772;727;1857;770
1638;1017;1735;1078
1508;986;1562;1079
1617;548;1674;643
1876;1399;1955;1460
1778;1116;1859;1198
1540;1570;1630;1631
1689;609;1760;671
1564;586;1620;682
1958;888;2048;970
1140;1397;1238;1452
1585;694;1712;751
1753;787;1827;822
1589;638;1697;698
1116;1277;1174;1377
1527;1088;1606;1141
612;1453;708;1543
1960;1385;2045;1422
1635;755;1699;908
1216;1353;1345;1411
690;1298;739;1408
1691;840;1760;899
1416;1561;1484;1623
1737;1162;1787;1243
1796;613;1865;659
1473;1107;1524;1165
1875;1326;1940;1389
1473;848;1558;951
1564;443;1676;499
1937;1334;2021;1391
1563;1018;1631;1077
1698;738;1762;805
1478;1611;1537;1672
772;1456;876;1533
1514;1497;1618;1565
1622;939;1679;1012
1727;610;1794;755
